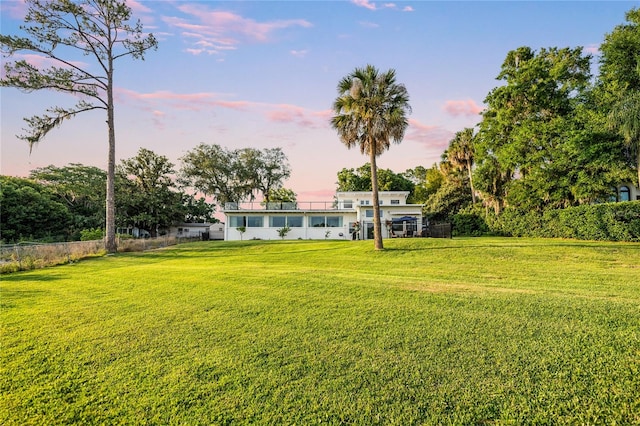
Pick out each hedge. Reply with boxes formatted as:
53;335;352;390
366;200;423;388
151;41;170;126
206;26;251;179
451;201;640;242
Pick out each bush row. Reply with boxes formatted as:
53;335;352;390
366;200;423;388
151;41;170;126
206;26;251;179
452;201;640;242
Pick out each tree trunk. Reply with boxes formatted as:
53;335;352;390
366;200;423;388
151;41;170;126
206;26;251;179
636;149;640;192
369;150;383;250
467;159;476;204
104;63;117;253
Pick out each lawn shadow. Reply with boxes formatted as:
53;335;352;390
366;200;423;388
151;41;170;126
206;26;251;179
1;273;65;282
0;288;49;309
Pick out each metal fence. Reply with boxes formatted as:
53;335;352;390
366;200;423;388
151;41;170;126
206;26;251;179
1;235;202;274
426;222;452;238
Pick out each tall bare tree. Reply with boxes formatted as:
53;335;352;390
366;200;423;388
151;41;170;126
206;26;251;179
0;0;157;252
331;65;411;250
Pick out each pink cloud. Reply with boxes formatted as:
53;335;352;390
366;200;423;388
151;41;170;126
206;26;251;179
116;88;254;112
290;49;309;58
403;6;415;12
0;0;27;19
116;89;331;132
584;44;600;55
405;118;454;152
442;99;484;117
352;0;377;11
151;110;166;130
266;105;331;129
163;4;312;55
127;0;152;14
215;100;252;110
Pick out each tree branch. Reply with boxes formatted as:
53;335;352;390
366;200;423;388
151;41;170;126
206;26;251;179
19;101;105;151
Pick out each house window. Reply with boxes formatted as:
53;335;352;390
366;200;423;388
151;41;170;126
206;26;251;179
269;216;286;227
343;200;353;209
391;199;400;205
364;209;383;218
229;216;246;227
287;216;303;227
230;216;263;227
360;200;370;205
619;186;631;202
247;216;263;227
309;216;344;227
326;216;343;227
309;216;326;227
269;216;303;227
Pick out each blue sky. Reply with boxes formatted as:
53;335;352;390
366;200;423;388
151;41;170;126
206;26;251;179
1;0;638;201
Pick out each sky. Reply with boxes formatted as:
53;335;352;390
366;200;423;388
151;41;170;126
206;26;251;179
1;0;639;202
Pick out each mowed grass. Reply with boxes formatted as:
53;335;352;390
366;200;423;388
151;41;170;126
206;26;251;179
1;237;639;425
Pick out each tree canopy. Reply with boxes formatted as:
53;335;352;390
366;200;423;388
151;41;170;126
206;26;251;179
599;8;640;188
116;148;187;237
336;164;414;194
0;176;72;243
475;46;614;212
179;144;292;207
29;164;106;239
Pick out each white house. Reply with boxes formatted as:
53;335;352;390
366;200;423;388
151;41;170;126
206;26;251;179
169;223;225;240
222;191;423;241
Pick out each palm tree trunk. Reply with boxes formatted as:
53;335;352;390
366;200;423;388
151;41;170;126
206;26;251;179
369;150;383;250
467;159;476;203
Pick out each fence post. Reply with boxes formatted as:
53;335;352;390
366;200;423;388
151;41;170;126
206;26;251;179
14;245;21;270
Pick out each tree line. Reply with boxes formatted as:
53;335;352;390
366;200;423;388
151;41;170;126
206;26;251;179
0;146;291;243
412;9;639;222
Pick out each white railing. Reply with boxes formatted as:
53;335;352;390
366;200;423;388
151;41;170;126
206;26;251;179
224;201;356;211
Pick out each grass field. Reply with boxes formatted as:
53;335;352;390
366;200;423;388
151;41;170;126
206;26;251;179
1;237;639;425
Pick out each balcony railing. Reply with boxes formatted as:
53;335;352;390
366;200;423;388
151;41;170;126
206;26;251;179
224;201;355;211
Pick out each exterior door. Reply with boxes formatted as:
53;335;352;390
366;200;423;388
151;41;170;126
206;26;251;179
365;222;374;240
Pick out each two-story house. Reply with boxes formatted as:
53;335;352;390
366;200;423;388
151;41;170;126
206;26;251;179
222;191;423;241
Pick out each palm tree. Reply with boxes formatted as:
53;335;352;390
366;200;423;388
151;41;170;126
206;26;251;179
331;65;411;250
447;127;477;203
608;92;640;189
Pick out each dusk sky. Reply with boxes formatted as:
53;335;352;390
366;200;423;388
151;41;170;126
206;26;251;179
1;0;638;201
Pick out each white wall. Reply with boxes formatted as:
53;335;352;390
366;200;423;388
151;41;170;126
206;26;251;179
225;224;352;241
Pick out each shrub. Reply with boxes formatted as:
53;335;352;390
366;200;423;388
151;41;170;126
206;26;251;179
277;226;291;239
489;201;640;241
451;208;490;236
80;228;104;241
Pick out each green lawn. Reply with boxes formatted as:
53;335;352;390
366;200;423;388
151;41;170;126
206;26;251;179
2;238;639;425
